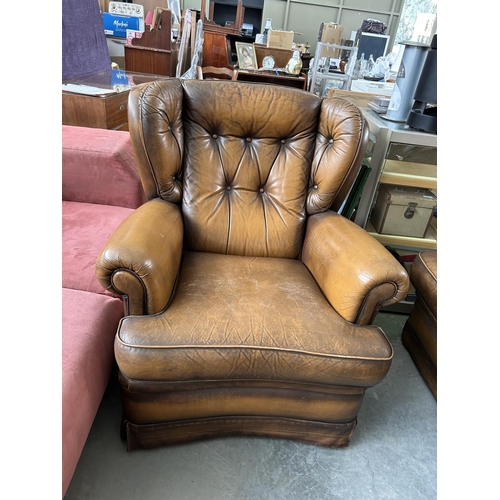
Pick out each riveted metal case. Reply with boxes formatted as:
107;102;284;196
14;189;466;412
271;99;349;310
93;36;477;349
371;185;436;238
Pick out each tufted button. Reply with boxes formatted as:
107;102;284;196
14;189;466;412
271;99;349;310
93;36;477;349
281;139;286;144
226;186;232;191
213;134;218;139
314;185;318;190
246;137;252;143
172;175;176;181
259;188;265;193
329;138;334;144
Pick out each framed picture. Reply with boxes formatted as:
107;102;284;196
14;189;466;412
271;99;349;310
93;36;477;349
236;42;257;70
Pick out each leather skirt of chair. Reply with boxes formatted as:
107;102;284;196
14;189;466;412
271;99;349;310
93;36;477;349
402;251;437;399
115;252;394;449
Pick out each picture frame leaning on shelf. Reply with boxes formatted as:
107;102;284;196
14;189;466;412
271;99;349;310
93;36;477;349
236;42;257;70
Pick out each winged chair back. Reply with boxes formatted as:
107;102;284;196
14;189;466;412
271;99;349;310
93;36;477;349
128;79;368;259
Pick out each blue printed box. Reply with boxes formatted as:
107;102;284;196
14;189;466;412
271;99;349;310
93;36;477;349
102;13;140;38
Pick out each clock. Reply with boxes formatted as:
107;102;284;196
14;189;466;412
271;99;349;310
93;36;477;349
261;56;276;70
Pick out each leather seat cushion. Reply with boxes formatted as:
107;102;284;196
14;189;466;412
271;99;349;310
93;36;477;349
116;252;393;389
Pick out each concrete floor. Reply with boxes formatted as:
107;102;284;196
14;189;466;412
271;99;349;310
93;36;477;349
64;312;437;500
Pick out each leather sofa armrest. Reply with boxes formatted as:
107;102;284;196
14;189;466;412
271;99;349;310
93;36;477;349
96;199;183;316
301;211;409;325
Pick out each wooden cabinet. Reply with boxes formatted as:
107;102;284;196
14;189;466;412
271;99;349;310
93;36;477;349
63;91;129;131
62;70;169;131
211;0;264;34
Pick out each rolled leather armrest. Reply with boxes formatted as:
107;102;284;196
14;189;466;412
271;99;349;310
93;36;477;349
96;199;183;316
301;211;409;325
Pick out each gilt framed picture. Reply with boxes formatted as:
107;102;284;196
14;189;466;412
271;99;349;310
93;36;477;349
236;42;257;70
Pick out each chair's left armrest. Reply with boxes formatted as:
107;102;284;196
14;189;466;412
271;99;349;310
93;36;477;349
301;211;409;325
96;199;183;316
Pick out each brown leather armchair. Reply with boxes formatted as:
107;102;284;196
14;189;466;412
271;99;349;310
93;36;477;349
96;79;409;450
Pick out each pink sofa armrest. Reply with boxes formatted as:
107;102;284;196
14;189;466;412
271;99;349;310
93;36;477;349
62;288;124;497
62;125;144;209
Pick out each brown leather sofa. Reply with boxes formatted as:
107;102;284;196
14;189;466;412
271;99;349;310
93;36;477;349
96;79;409;450
402;250;437;399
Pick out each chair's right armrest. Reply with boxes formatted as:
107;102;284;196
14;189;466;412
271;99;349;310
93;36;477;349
62;125;144;209
301;211;409;325
96;199;184;316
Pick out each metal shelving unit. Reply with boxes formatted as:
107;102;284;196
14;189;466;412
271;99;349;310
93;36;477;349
353;108;437;314
308;42;357;96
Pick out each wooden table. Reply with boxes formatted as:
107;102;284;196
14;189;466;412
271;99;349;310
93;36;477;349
62;70;169;131
233;70;307;90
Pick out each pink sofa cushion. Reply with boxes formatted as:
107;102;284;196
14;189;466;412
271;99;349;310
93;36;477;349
62;200;134;296
62;287;124;497
62;125;143;209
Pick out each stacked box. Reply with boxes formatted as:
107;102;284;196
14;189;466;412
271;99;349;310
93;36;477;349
267;30;294;50
318;23;344;58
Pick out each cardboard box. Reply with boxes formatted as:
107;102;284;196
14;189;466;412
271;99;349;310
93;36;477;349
318;23;344;58
267;30;294;50
371;185;437;238
102;13;140;38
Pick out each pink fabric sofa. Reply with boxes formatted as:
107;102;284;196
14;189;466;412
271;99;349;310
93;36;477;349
62;125;144;497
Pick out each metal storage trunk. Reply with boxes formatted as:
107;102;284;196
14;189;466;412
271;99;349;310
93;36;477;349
371;185;437;238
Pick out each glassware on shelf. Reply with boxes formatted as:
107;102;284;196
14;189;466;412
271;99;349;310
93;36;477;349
360;53;367;78
352;52;364;80
365;54;375;76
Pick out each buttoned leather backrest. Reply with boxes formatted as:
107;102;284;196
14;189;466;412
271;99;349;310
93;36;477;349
128;79;368;259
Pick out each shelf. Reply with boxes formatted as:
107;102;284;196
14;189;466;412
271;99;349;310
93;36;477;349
361;109;437;147
380;159;437;189
314;72;348;81
366;217;437;251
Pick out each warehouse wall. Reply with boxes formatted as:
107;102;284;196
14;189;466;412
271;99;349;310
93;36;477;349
183;0;405;55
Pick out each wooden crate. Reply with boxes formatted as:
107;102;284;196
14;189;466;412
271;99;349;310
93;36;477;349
326;89;387;108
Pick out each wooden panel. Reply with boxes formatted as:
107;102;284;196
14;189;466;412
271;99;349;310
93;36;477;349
253;44;292;68
203;31;232;67
104;91;129;130
124;8;178;75
380;159;437;189
62;91;130;131
129;9;172;51
234;69;306;89
62;93;109;129
367;220;437;251
327;89;387;108
125;45;175;75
